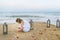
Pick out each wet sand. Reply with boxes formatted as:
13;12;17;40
0;22;60;40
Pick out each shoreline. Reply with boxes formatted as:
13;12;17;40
0;19;57;25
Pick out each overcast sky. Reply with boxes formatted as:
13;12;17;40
0;0;60;11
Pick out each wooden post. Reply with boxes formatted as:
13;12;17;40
56;19;60;28
59;21;60;28
30;19;33;30
47;19;50;28
3;22;8;35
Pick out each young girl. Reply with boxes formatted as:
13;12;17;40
16;18;30;32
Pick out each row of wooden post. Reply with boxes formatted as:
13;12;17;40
30;19;60;28
47;19;60;28
2;19;60;35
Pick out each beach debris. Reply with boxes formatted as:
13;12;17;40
3;22;8;35
53;29;56;31
16;34;19;39
56;34;59;36
56;19;60;28
11;36;19;40
39;32;43;35
47;19;51;28
32;35;35;38
31;35;36;40
11;33;19;40
56;34;60;40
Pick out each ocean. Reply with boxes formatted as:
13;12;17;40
0;12;60;25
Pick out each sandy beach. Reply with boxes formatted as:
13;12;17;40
0;22;60;40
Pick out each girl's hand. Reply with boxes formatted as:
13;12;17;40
18;27;21;29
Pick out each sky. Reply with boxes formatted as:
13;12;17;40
0;0;60;12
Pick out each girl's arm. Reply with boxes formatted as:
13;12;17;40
21;21;24;30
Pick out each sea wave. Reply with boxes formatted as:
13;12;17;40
0;12;60;25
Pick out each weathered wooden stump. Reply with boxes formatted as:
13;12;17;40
47;19;50;28
56;19;60;28
30;19;33;30
59;21;60;28
3;22;8;35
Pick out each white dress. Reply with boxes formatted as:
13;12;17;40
18;20;30;32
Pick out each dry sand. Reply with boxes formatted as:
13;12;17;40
0;22;60;40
